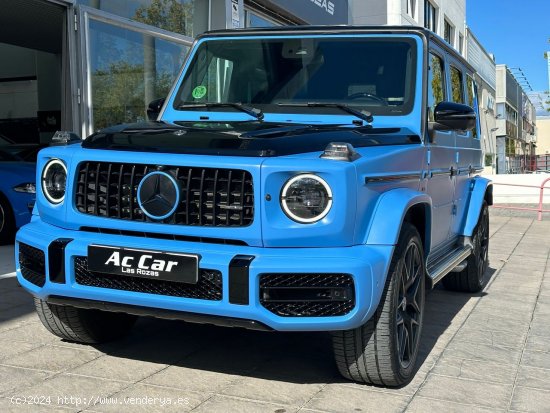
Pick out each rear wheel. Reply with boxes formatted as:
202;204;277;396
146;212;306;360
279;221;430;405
443;201;489;293
332;223;425;386
34;298;137;344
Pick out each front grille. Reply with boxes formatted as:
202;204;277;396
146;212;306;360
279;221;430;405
75;162;254;227
74;257;222;301
19;243;46;287
260;273;355;317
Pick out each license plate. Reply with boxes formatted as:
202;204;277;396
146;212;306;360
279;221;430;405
87;245;199;284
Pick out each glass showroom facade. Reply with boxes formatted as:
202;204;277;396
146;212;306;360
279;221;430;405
0;0;348;143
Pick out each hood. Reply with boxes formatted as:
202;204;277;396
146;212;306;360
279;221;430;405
82;121;421;157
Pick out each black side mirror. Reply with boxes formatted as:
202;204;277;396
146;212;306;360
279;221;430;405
433;101;476;132
147;98;166;121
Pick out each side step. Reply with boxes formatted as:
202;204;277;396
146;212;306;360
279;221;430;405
427;245;472;289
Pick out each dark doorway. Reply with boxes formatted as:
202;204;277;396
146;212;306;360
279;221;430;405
0;0;66;144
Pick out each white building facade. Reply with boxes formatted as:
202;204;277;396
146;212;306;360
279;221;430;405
350;0;466;55
464;28;497;172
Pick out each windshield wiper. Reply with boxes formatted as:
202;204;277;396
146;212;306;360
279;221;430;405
178;102;264;121
277;102;373;124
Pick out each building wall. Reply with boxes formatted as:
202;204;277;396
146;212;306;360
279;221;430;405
465;28;496;169
494;64;537;173
348;0;388;25
349;0;466;55
536;117;550;155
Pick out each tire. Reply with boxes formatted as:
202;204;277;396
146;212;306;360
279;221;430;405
34;298;137;344
0;194;15;246
442;201;489;293
332;223;426;386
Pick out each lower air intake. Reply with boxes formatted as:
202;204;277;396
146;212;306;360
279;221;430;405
74;257;222;301
259;273;355;317
19;243;46;287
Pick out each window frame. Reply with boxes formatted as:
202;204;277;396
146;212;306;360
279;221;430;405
424;1;438;32
443;18;454;46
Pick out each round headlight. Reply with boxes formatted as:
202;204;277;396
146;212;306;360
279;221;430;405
42;159;67;204
280;174;333;223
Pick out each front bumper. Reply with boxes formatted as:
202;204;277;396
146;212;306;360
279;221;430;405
16;220;393;331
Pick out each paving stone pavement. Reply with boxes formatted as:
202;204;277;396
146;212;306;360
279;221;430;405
0;213;549;412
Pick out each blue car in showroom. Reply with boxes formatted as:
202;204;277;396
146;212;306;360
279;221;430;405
0;149;35;244
16;26;491;386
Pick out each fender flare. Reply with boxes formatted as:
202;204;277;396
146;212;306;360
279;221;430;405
462;177;493;237
364;188;432;251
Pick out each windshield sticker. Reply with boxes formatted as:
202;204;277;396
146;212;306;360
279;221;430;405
192;85;207;99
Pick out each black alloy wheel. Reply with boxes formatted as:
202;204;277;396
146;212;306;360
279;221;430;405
475;204;489;284
396;240;423;369
332;223;425;386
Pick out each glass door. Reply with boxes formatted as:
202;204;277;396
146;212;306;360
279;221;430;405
78;6;193;136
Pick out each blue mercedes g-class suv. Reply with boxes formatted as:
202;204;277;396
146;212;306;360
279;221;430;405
16;26;491;386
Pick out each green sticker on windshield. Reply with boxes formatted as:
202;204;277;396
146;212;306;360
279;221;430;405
192;85;207;99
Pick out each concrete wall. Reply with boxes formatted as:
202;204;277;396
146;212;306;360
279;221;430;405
349;0;388;25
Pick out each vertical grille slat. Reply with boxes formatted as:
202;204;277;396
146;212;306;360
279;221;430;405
198;169;205;226
94;163;101;216
83;162;89;214
75;162;253;227
117;164;124;219
226;170;232;225
185;168;192;225
129;164;136;220
212;169;219;227
105;163;112;216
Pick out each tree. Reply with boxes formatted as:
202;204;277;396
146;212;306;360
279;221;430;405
134;0;193;35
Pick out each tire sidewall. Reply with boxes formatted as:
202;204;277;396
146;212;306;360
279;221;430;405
388;226;426;382
0;194;15;245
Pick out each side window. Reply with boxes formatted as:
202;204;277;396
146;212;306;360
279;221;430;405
450;66;464;103
427;53;445;122
466;75;479;139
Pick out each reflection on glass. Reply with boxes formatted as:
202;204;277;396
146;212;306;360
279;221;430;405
466;75;478;138
245;10;277;27
88;19;189;130
79;0;208;37
450;66;464;104
427;53;445;121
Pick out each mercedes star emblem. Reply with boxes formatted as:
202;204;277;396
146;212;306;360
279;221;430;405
137;171;180;220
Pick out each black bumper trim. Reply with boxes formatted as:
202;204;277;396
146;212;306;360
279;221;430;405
45;295;273;332
48;238;73;284
229;255;255;305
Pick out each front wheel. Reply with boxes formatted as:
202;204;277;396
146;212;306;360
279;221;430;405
332;223;426;386
34;298;137;344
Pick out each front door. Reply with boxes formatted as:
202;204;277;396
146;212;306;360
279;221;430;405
425;50;456;255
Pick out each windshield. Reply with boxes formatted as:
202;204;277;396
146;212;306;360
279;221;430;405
174;36;417;117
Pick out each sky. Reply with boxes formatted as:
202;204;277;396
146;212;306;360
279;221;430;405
467;0;550;93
